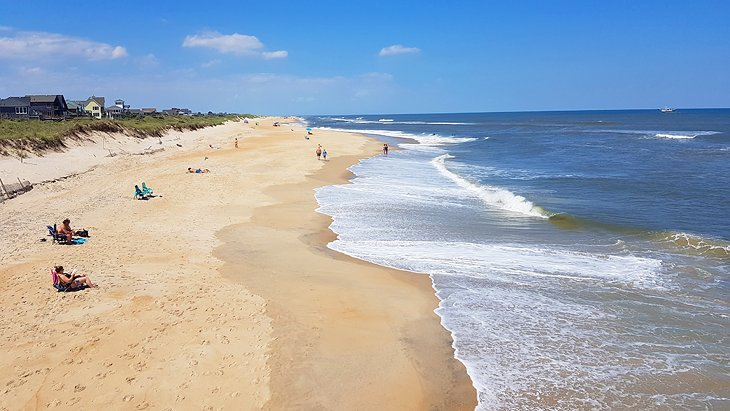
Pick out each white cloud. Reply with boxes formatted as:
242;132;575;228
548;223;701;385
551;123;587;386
0;26;12;32
379;44;421;57
137;53;160;68
262;50;288;60
0;30;128;60
183;32;261;54
201;59;221;68
182;31;287;59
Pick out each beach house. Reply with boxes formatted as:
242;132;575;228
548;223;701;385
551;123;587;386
66;100;87;117
0;95;68;119
106;99;130;119
162;107;192;116
83;96;105;119
0;96;31;119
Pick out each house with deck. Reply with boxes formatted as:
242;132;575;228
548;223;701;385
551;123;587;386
0;95;68;119
106;99;131;119
83;96;105;119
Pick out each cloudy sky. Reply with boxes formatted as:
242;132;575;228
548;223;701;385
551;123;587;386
1;1;728;114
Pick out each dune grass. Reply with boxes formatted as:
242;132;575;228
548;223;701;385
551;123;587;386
0;114;253;155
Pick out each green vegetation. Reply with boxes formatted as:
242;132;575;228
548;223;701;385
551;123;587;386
0;114;255;155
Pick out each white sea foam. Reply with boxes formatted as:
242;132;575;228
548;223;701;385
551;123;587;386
655;133;696;139
329;240;663;287
406;135;478;146
432;154;548;218
316;127;477;146
592;129;721;139
398;121;476;125
323;117;475;126
325;237;669;409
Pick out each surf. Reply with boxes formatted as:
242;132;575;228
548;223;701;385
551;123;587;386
432;154;549;218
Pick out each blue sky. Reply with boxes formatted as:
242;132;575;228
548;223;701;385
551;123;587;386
1;1;728;114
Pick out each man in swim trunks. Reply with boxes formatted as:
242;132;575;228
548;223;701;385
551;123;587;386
316;145;322;160
58;218;74;243
383;143;389;155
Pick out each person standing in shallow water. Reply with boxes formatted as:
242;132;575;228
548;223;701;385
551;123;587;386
383;143;389;155
316;145;322;160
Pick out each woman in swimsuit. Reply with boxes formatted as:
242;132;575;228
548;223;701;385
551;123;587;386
54;266;96;290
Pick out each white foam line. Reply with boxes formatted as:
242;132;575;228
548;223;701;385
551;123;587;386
432;154;548;218
655;133;695;139
315;127;477;146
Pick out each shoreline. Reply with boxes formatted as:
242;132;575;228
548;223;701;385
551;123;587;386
0;119;476;410
214;144;476;409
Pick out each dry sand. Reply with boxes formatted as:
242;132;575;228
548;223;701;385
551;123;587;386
0;118;476;410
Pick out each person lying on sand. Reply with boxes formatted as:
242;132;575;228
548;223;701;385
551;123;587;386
54;265;97;290
187;167;210;174
57;219;74;243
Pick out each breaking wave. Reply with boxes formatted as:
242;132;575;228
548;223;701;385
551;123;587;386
432;154;549;218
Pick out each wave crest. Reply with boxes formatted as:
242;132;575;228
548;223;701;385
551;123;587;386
432;154;548;218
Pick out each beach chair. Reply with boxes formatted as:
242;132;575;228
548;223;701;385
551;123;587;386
134;185;148;200
51;269;85;292
141;182;153;196
47;225;69;244
51;269;71;292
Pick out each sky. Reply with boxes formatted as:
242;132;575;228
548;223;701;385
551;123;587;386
1;1;728;115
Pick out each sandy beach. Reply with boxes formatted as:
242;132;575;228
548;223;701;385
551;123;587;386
0;119;475;410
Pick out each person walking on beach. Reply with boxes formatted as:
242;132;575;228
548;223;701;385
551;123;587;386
383;143;389;155
316;145;322;160
322;148;327;161
234;138;238;148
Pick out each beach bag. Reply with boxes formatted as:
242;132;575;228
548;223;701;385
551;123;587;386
75;229;89;237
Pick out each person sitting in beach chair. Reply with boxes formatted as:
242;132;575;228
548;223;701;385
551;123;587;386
47;225;69;244
134;185;150;200
141;182;154;196
51;265;96;292
57;219;74;243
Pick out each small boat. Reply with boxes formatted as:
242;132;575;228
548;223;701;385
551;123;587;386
660;107;675;113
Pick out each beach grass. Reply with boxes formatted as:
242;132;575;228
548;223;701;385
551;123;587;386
0;114;254;154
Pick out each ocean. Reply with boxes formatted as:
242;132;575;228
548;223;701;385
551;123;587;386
308;110;730;410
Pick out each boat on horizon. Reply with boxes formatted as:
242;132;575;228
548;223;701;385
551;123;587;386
660;107;675;112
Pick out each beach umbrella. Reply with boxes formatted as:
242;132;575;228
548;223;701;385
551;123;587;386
306;127;312;131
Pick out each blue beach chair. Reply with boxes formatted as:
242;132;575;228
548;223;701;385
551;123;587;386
46;225;69;244
134;185;148;200
141;182;153;196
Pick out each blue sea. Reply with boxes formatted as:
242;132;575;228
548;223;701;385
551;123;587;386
308;110;730;410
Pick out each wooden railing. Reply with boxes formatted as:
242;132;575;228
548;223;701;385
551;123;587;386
0;177;32;202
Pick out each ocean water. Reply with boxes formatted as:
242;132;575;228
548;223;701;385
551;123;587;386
309;110;730;410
